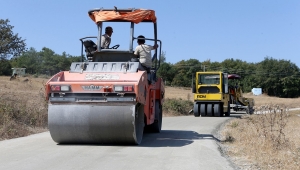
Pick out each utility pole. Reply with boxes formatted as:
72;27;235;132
201;65;206;72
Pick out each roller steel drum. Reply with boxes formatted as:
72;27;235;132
48;103;144;144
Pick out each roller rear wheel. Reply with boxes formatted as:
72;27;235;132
193;103;200;117
225;102;231;117
214;104;221;117
207;104;213;117
200;104;206;117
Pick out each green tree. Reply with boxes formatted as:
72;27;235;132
280;76;300;98
172;70;189;87
0;58;12;75
11;47;82;75
46;50;81;74
171;59;202;87
254;57;300;97
159;51;166;63
157;62;175;85
0;19;26;59
152;51;166;68
39;47;58;75
11;48;41;74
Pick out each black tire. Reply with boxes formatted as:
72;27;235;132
193;103;200;117
248;106;254;115
214;104;221;117
220;103;224;117
225;102;231;117
207;104;213;117
200;104;206;117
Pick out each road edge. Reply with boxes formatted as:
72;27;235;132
211;117;241;170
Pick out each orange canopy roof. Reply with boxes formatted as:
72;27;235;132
89;9;157;24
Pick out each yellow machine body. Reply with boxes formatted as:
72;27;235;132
192;71;254;117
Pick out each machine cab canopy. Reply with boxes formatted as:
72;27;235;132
88;8;157;23
228;74;241;79
80;7;162;70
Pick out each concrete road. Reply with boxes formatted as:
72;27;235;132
0;116;239;170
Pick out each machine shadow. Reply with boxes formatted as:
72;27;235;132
56;130;220;147
139;130;220;147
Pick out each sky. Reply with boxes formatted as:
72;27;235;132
1;0;300;67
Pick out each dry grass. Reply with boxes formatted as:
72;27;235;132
244;93;300;108
162;98;193;117
221;106;300;169
163;87;194;117
165;86;194;101
0;76;48;140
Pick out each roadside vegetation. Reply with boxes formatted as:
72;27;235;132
162;98;193;116
0;76;48;140
220;105;300;170
162;86;194;116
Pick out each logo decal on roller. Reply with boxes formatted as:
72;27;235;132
85;74;119;80
82;85;103;91
197;95;206;98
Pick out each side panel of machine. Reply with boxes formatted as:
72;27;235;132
194;93;222;100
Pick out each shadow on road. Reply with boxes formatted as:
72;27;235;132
56;130;219;147
139;130;219;147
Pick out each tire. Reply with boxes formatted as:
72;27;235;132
220;103;224;117
248;106;254;115
200;104;206;117
225;102;231;117
207;104;213;117
193;103;200;117
214;104;221;117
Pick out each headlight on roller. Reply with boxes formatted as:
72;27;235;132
114;86;123;92
114;85;133;92
61;85;70;91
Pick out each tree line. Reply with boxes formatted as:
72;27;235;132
0;47;81;76
157;56;300;98
0;19;81;76
1;18;300;98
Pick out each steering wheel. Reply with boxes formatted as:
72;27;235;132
110;44;120;49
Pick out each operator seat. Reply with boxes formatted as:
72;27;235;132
83;40;97;61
